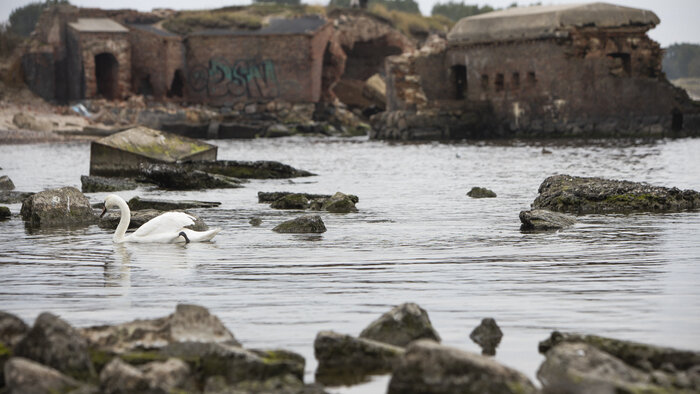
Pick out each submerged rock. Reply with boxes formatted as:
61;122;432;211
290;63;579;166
388;340;537;394
0;206;10;219
359;303;441;347
127;196;221;211
467;187;497;198
0;191;34;204
183;160;314;179
533;174;700;214
98;209;208;231
249;217;263;226
469;318;503;356
270;193;310;210
14;312;95;380
520;209;576;231
4;357;92;393
0;175;15;191
314;330;404;386
82;304;240;354
139;163;244;190
320;192;358;213
80;175;138;193
20;187;95;227
273;215;327;233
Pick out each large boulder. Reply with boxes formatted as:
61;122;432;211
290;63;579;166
320;192;358;213
273;215;327;233
4;357;92;394
359;303;441;347
80;175;138;193
138;163;244;190
314;330;404;386
20;187;95;227
82;304;240;354
0;175;15;191
533;174;700;214
388;340;537;394
98;209;208;231
469;318;503;356
519;209;576;231
13;312;95;380
127;196;221;211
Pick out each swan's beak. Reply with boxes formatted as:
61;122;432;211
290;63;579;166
100;205;107;218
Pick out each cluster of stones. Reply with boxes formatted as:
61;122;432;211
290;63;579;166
257;192;359;234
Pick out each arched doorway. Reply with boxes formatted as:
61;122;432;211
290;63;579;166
94;52;119;99
168;69;184;98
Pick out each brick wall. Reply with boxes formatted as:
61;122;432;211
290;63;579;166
130;28;183;99
71;30;131;100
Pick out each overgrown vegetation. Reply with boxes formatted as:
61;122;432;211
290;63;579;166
330;0;421;14
430;2;495;22
0;22;24;58
8;0;69;37
254;0;301;5
663;43;700;79
368;4;453;36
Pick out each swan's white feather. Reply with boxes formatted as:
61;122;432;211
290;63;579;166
130;212;196;238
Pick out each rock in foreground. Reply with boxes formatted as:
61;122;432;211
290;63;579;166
533;174;700;214
273;215;327;233
520;209;576;231
359;303;441;347
4;357;92;393
20;187;95;227
388;340;537;394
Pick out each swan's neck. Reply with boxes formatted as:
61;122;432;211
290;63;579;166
113;198;131;243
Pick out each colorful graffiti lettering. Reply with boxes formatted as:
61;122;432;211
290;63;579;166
188;58;280;99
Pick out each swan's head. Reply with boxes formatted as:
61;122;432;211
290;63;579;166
101;194;121;217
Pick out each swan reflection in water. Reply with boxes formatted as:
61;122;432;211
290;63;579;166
104;242;197;288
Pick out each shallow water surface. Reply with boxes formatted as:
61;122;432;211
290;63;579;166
1;137;699;392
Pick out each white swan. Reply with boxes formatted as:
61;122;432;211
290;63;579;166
101;194;221;243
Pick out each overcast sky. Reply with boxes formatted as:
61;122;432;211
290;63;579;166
1;0;698;47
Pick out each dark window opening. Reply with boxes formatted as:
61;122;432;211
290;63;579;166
481;74;489;90
95;52;119;100
672;109;683;132
451;65;467;100
168;69;184;98
495;73;504;92
607;52;631;76
527;71;537;86
512;72;520;90
137;74;153;96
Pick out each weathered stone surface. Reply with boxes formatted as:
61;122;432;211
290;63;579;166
80;175;138;193
183;160;314;179
139;163;244;190
259;191;359;204
389;339;537;394
533;174;700;214
0;175;15;191
321;192;358;213
314;330;404;386
265;124;293;138
270;194;310;210
82;304;240;354
203;373;325;394
467;186;497;198
4;357;91;394
0;191;34;204
98;209;208;231
248;349;306;381
469;318;503;356
520;209;576;231
0;311;29;348
0;206;10;219
359;303;441;347
20;187;95;227
100;357;194;394
140;358;195;392
537;342;661;394
14;312;95;380
12;112;53;131
273;215;327;233
100;358;151;394
127;196;221;211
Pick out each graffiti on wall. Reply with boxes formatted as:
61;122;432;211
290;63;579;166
188;57;280;99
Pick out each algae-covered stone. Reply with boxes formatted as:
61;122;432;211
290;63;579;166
519;209;576;231
80;175;138;193
0;175;15;191
0;206;10;219
270;194;310;210
4;357;91;394
273;215;327;233
14;312;95;380
314;330;404;386
467;187;497;198
469;318;503;356
127;196;221;211
20;187;96;227
533;174;700;214
184;160;314;179
359;303;441;347
249;349;306;381
98;209;209;231
388;340;537;394
321;192;358;213
139;163;244;190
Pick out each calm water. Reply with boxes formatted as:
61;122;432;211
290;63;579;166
1;137;700;392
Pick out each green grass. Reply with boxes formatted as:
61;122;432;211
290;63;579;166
368;4;453;38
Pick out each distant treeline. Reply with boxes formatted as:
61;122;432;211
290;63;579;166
663;43;700;80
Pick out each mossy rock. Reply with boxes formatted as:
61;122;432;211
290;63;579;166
467;187;497;198
270;194;310;210
0;206;10;219
272;215;326;233
321;192;358;213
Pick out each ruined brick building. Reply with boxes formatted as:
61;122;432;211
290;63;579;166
373;2;700;139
